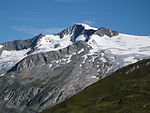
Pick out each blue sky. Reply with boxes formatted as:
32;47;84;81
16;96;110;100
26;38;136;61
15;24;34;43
0;0;150;43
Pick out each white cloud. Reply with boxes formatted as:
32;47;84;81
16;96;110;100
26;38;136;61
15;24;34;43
11;25;63;35
80;20;94;25
74;19;96;26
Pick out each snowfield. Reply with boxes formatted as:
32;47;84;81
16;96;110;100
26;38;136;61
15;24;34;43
0;49;30;71
0;45;3;49
33;34;73;54
90;34;150;56
89;33;150;67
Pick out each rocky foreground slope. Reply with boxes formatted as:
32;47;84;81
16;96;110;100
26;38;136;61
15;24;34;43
0;24;150;113
41;58;150;113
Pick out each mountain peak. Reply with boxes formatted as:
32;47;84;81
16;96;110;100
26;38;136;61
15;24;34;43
55;23;97;39
74;23;98;30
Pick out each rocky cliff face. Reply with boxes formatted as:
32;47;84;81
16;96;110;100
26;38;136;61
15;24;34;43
0;24;150;113
8;41;91;72
1;34;44;51
0;41;112;113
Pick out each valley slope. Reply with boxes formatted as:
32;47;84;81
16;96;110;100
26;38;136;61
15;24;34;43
41;58;150;113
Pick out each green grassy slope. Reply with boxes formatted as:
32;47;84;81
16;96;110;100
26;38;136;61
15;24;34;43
41;59;150;113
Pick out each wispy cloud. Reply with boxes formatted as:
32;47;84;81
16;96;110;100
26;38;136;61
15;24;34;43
75;19;96;26
11;25;63;35
80;20;94;25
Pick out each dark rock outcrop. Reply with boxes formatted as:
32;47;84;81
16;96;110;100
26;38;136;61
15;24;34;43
95;27;119;37
1;34;44;51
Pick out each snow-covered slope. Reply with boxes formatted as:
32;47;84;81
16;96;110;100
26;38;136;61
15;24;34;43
0;45;3;49
33;34;73;54
89;34;150;67
90;34;150;55
0;49;30;71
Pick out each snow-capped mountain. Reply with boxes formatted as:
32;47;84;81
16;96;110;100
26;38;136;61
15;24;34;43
0;23;149;73
0;23;150;113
